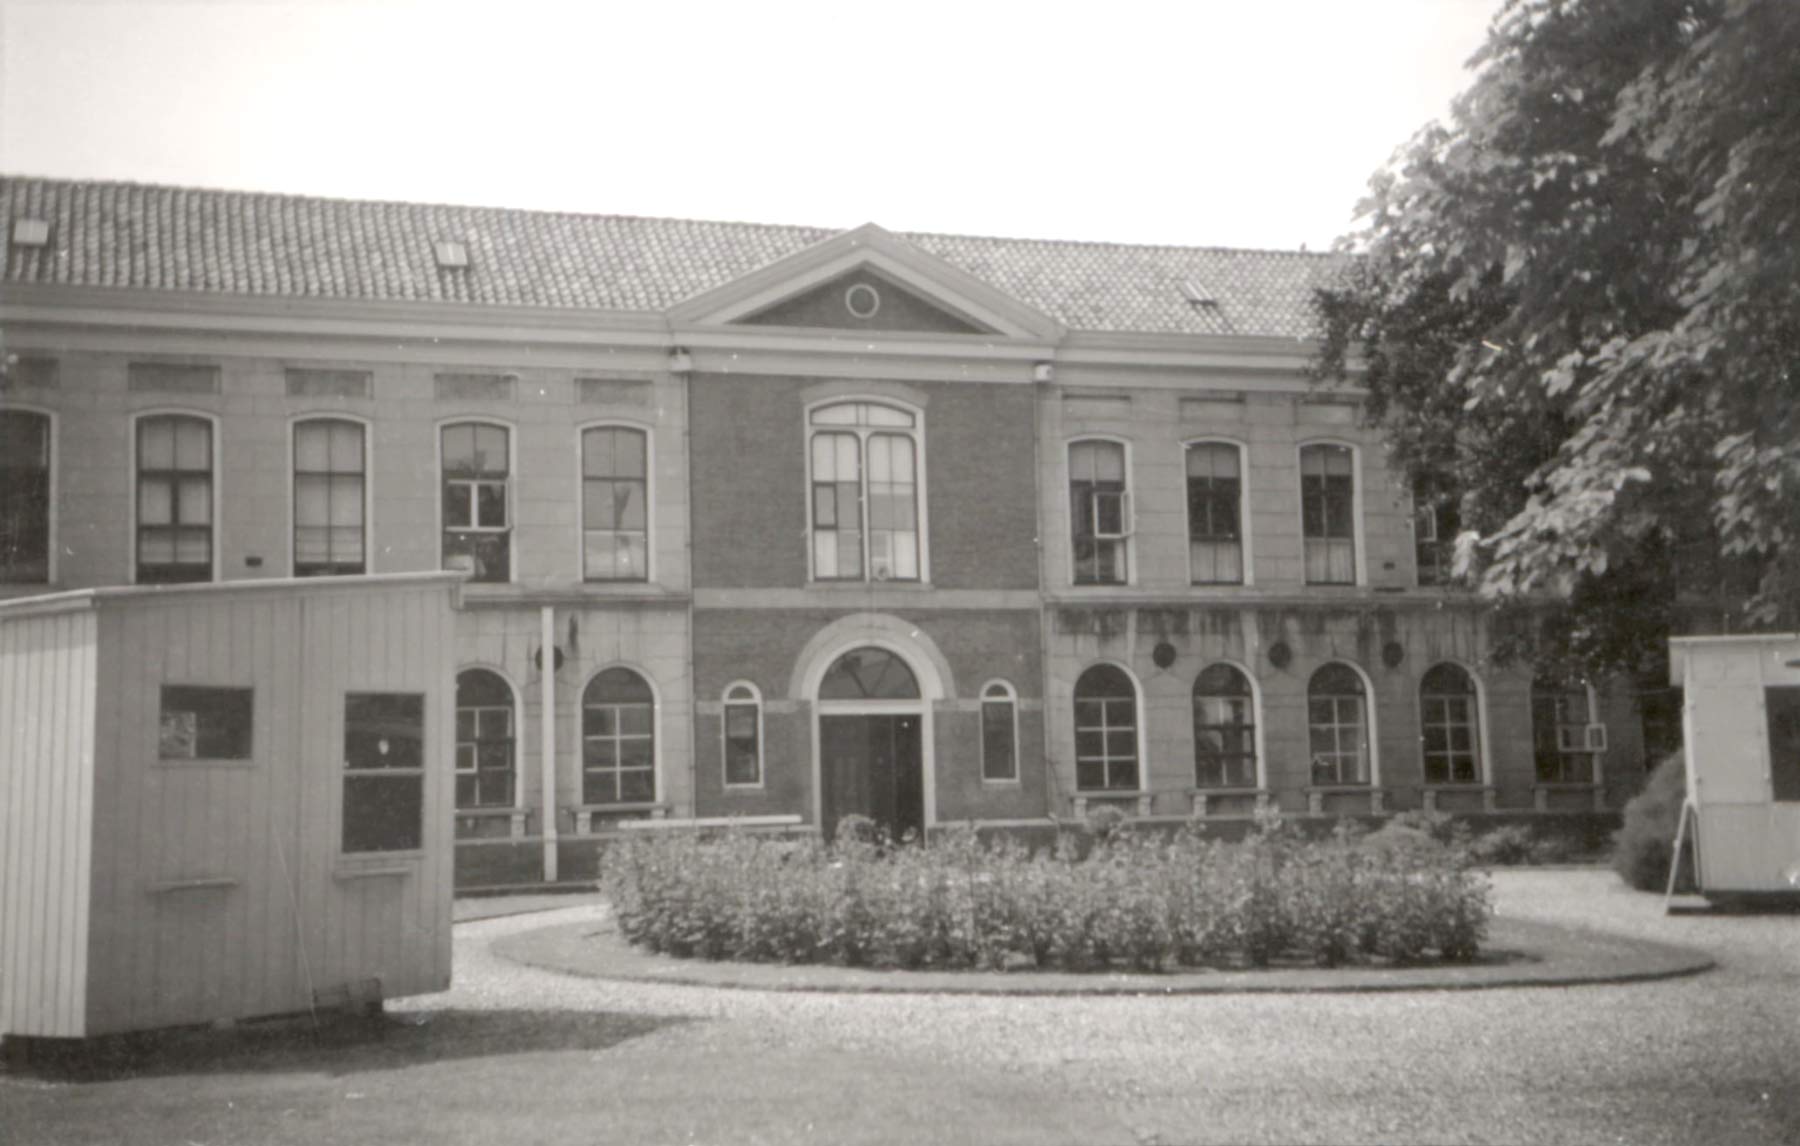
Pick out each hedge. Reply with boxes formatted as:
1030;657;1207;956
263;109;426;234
601;817;1492;972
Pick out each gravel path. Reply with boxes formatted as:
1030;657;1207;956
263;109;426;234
392;870;1800;1145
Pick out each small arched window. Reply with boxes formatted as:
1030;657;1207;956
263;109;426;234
819;646;920;700
722;682;763;788
583;668;656;804
1074;664;1138;791
455;669;515;809
1308;663;1370;785
1420;664;1480;785
0;410;51;583
980;681;1019;782
1193;663;1256;788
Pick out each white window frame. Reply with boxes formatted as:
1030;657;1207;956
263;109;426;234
0;404;56;585
435;417;515;585
576;419;655;584
289;413;373;578
1183;437;1252;587
580;663;662;805
454;666;522;812
1306;660;1382;787
1297;440;1366;587
721;680;764;790
1417;661;1489;787
803;397;929;584
1072;659;1146;794
1066;436;1134;588
979;679;1021;785
1192;660;1266;789
129;409;222;585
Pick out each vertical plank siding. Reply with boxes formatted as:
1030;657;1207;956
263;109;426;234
2;574;458;1038
0;604;98;1037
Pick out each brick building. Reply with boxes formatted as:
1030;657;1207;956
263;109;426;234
0;177;1648;884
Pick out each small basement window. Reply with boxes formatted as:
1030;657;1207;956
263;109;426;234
159;685;254;760
343;692;426;853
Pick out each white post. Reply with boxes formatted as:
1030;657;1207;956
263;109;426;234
539;605;558;883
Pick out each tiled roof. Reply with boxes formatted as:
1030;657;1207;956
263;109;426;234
0;176;1348;338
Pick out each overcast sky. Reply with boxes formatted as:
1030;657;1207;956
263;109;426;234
0;0;1502;250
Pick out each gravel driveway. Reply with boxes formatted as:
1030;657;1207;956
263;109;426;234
397;869;1800;1145
7;870;1797;1145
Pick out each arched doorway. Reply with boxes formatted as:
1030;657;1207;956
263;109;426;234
816;645;925;842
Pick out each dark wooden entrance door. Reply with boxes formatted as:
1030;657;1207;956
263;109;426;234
819;714;923;842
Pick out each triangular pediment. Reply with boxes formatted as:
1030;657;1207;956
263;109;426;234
667;223;1064;342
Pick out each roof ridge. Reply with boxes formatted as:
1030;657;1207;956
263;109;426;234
0;173;837;238
902;226;1346;260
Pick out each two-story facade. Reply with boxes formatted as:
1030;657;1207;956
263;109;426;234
0;177;1648;885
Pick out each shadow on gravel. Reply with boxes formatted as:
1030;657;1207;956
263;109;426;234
2;1008;689;1083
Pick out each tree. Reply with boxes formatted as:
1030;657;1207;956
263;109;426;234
1312;0;1800;681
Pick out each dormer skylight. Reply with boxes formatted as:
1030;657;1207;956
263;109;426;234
11;218;50;247
1180;279;1217;307
433;240;470;269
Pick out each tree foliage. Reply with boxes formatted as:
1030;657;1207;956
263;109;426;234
1313;0;1800;679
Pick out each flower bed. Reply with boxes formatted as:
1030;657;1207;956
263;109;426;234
602;818;1492;973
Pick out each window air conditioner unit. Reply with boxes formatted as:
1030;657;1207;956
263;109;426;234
1585;723;1608;752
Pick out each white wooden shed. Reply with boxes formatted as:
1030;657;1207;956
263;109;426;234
0;572;462;1039
1667;633;1800;900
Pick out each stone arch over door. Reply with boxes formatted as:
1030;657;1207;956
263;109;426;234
793;615;950;840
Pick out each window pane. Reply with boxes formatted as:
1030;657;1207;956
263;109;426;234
344;692;424;770
174;419;211;470
619;769;656;802
982;699;1016;781
343;775;423;853
330;422;364;472
178;477;211;524
444;484;472;528
139;419;175;469
159;685;253;759
476;483;507;528
295;423;331;470
139;480;173;525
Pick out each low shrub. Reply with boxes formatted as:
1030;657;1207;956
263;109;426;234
602;815;1492;973
1612;751;1689;891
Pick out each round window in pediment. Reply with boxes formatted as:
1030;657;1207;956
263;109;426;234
844;282;882;319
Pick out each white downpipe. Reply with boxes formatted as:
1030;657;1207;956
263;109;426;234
540;604;559;883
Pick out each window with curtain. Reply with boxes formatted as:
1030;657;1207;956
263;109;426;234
582;425;649;581
441;422;510;583
723;682;762;787
1193;663;1257;788
136;414;214;584
1420;663;1480;784
1308;663;1369;784
293;418;366;576
1074;664;1138;790
1186;442;1243;584
808;401;919;582
1070;439;1129;585
1300;444;1355;585
583;667;656;803
0;410;51;583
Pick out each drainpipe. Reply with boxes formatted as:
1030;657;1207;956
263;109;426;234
540;604;559;883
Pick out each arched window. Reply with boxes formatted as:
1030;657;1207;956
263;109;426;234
1300;443;1356;585
1193;663;1257;788
1186;442;1244;584
293;417;367;576
1420;663;1480;785
582;425;649;581
0;410;51;583
808;401;920;582
583;668;656;804
1074;664;1138;791
1532;677;1599;784
819;646;921;700
980;681;1019;782
1308;663;1370;785
135;413;214;583
1069;439;1129;585
722;681;763;787
455;669;515;809
441;421;510;582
